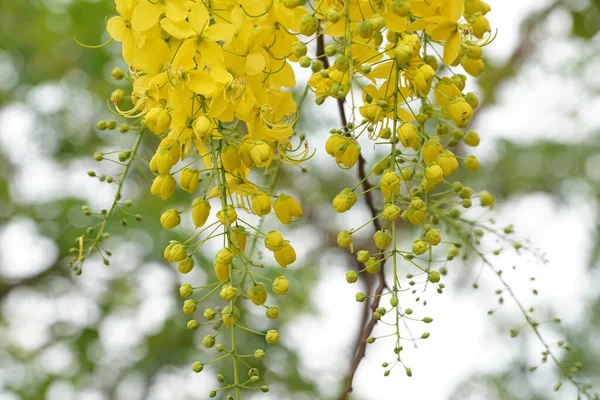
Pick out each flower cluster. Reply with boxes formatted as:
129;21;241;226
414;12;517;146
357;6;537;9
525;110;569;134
73;0;598;398
89;0;315;396
310;0;495;377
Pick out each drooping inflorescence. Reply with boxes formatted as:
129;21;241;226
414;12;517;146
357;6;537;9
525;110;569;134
70;0;600;399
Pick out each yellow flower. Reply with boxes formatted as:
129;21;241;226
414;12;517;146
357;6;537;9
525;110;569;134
337;230;353;250
464;155;480;171
168;243;187;262
426;228;442;245
413;64;436;97
191;198;211;228
193;116;213;142
469;13;489;38
131;0;187;32
447;98;473;127
273;194;302;224
230;226;247;255
398;123;418;148
250;141;274;168
214;261;230;282
325;134;348;157
217;205;237;225
461;56;485;77
333;188;357;213
248;283;268;306
336;138;361;168
183;299;196;315
413;239;429;255
272;276;289;295
150;174;176;200
265;329;280;344
433;78;462;109
221;144;241;173
436;150;459;175
219;284;238;301
151;148;176;176
106;0;139;66
425;163;444;185
178;257;194;274
374;229;392;250
265;231;285;251
215;248;234;265
145;107;171;136
222;306;240;327
422;137;444;166
380;170;401;201
160;209;180;229
274;242;297;268
180;169;200;193
382;204;401;221
366;257;380;273
251;192;272;216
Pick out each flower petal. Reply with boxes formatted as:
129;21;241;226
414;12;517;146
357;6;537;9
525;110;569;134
131;1;162;32
187;70;217;96
160;18;195;38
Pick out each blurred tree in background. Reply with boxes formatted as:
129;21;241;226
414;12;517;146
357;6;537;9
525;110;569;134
0;0;599;399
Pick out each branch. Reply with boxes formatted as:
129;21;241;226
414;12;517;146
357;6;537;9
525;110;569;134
315;33;387;399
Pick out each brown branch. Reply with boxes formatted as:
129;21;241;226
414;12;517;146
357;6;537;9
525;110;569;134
315;33;388;399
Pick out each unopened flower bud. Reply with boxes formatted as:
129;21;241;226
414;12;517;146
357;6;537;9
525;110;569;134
160;209;180;229
265;329;280;344
179;284;193;297
346;270;359;283
266;306;279;319
183;299;197;315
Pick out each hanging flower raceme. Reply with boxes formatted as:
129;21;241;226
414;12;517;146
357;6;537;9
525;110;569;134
74;0;595;398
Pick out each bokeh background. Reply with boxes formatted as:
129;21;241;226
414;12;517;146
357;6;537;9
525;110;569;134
1;0;600;399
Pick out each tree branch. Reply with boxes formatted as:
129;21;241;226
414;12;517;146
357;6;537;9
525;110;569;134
315;33;387;399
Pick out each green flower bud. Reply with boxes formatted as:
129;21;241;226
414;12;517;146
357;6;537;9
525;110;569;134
357;250;370;263
111;67;124;80
254;349;266;359
192;361;203;373
334;54;350;72
412;239;428;255
366;336;376;344
217;374;225;382
179;284;193;297
325;44;338;57
299;14;318;36
178;257;194;274
423;317;433;323
365;257;381;274
203;308;216;320
266;306;279;320
183;299;197;315
480;190;494;207
265;329;280;344
203;335;216;348
464;130;480;146
292;41;307;57
356;292;367;302
299;55;311;68
311;60;324;73
421;332;430;339
187;319;199;330
390;296;398;307
346;270;359;283
428;270;441;283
